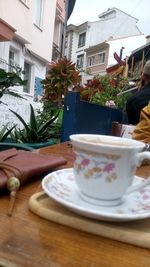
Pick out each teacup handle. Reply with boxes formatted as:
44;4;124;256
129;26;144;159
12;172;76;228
134;151;150;167
126;151;150;195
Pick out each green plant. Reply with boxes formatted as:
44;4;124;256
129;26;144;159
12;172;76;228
79;78;104;102
0;123;16;142
0;66;27;101
36;100;63;142
41;58;81;107
78;74;131;110
9;104;59;143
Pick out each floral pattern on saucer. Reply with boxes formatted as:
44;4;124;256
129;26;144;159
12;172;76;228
42;168;150;222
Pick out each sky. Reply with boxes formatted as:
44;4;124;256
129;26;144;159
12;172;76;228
68;0;149;36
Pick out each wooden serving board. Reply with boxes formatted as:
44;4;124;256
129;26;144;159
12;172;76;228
29;192;150;249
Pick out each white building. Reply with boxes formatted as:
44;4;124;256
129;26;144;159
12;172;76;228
65;7;146;84
0;0;59;101
0;0;76;128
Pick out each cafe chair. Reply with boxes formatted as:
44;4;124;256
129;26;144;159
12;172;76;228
111;121;135;138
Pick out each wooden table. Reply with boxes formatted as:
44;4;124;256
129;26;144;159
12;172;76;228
0;142;150;267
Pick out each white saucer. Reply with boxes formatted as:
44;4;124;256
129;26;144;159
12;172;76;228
42;168;150;222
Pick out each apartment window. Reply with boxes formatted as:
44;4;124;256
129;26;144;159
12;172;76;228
99;52;105;64
9;50;19;72
78;32;86;47
34;0;43;28
76;54;84;69
23;61;31;93
87;56;95;67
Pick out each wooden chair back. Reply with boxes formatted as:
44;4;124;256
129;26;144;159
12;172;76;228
111;121;135;138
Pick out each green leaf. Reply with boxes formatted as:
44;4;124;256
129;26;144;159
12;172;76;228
0;124;16;142
9;108;30;132
37;111;59;135
29;104;38;132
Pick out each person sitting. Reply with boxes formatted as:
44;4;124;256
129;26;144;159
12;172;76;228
126;60;150;125
132;102;150;147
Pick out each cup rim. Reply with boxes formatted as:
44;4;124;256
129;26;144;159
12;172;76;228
70;134;145;149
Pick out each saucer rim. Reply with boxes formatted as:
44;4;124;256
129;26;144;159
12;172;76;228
42;168;150;222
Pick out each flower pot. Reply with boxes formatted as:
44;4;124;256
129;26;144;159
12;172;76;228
0;139;56;151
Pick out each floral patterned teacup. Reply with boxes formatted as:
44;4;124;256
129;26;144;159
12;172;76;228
70;134;150;206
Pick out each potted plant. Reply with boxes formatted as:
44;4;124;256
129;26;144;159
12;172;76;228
0;65;63;149
78;74;131;111
41;58;81;107
61;74;131;141
7;104;60;149
0;67;35;150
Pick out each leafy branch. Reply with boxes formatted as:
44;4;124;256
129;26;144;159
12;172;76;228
0;67;27;101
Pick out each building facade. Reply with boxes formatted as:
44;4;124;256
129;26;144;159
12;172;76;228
52;0;76;61
127;36;150;80
52;0;66;61
0;0;69;101
65;7;146;84
0;0;77;128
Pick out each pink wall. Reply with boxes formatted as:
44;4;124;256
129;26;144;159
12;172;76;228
56;0;65;22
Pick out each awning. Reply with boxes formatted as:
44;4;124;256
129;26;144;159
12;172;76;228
0;19;16;42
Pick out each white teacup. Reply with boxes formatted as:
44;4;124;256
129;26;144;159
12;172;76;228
70;134;150;206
